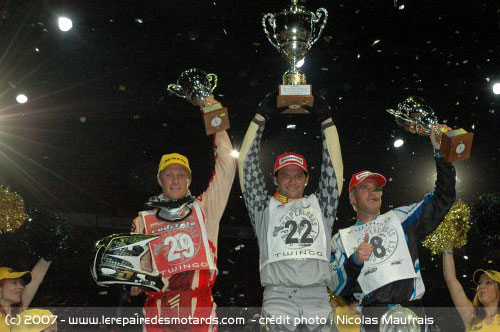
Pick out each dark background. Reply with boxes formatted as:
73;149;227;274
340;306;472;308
0;0;499;330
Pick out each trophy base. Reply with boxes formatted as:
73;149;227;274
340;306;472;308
201;105;230;135
277;85;313;114
440;129;474;163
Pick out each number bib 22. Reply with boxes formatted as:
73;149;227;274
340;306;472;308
262;194;328;268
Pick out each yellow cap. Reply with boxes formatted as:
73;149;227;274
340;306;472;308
472;269;500;306
157;153;191;177
10;309;56;332
0;267;31;284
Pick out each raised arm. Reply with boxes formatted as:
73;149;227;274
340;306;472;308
238;114;269;227
442;250;474;326
399;127;456;238
302;95;342;227
198;129;237;238
22;258;51;308
315;117;343;226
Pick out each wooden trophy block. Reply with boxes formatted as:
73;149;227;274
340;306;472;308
201;104;230;136
439;128;474;163
277;85;314;114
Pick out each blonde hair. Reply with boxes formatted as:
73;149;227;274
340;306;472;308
469;279;500;328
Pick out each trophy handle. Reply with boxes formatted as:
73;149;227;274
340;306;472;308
262;13;280;51
310;8;329;46
167;84;186;98
386;108;410;122
206;73;218;93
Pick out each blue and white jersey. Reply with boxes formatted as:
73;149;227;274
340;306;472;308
330;158;456;306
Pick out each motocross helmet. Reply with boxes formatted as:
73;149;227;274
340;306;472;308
91;233;164;292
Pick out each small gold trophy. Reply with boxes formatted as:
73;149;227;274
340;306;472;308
386;96;474;162
167;68;230;135
263;0;328;113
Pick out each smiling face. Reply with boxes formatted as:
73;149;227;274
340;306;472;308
350;178;383;218
0;278;25;306
275;164;308;199
477;273;500;307
157;163;191;200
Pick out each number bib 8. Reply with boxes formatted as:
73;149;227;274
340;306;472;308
262;195;328;269
141;202;216;278
339;211;416;294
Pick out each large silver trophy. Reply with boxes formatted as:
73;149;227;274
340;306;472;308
386;96;473;163
167;68;229;135
263;0;328;113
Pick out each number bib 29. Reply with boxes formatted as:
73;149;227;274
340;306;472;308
141;202;216;278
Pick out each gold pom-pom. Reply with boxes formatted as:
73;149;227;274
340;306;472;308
0;185;28;232
423;200;470;255
327;286;347;307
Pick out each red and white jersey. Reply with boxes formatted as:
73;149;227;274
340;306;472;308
131;130;236;291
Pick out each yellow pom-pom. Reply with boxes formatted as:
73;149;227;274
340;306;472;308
423;200;470;255
0;186;28;232
327;287;347;307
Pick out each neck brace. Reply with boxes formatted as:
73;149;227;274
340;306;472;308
145;195;195;222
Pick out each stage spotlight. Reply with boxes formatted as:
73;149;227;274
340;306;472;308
16;94;28;104
58;17;73;31
493;82;500;95
393;139;404;148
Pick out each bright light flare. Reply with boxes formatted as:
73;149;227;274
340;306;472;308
16;94;28;104
296;58;305;68
393;139;404;148
58;17;73;32
493;82;500;95
231;150;239;158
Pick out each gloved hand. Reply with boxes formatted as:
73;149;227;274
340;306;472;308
257;90;286;120
304;93;332;123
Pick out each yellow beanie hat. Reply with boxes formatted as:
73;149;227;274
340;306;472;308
10;309;57;332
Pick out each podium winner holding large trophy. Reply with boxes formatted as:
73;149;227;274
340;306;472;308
168;68;230;135
263;0;328;113
239;92;343;331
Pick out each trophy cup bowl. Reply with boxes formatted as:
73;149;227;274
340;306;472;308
167;68;218;106
274;11;313;80
263;0;328;113
386;96;474;162
167;68;229;135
